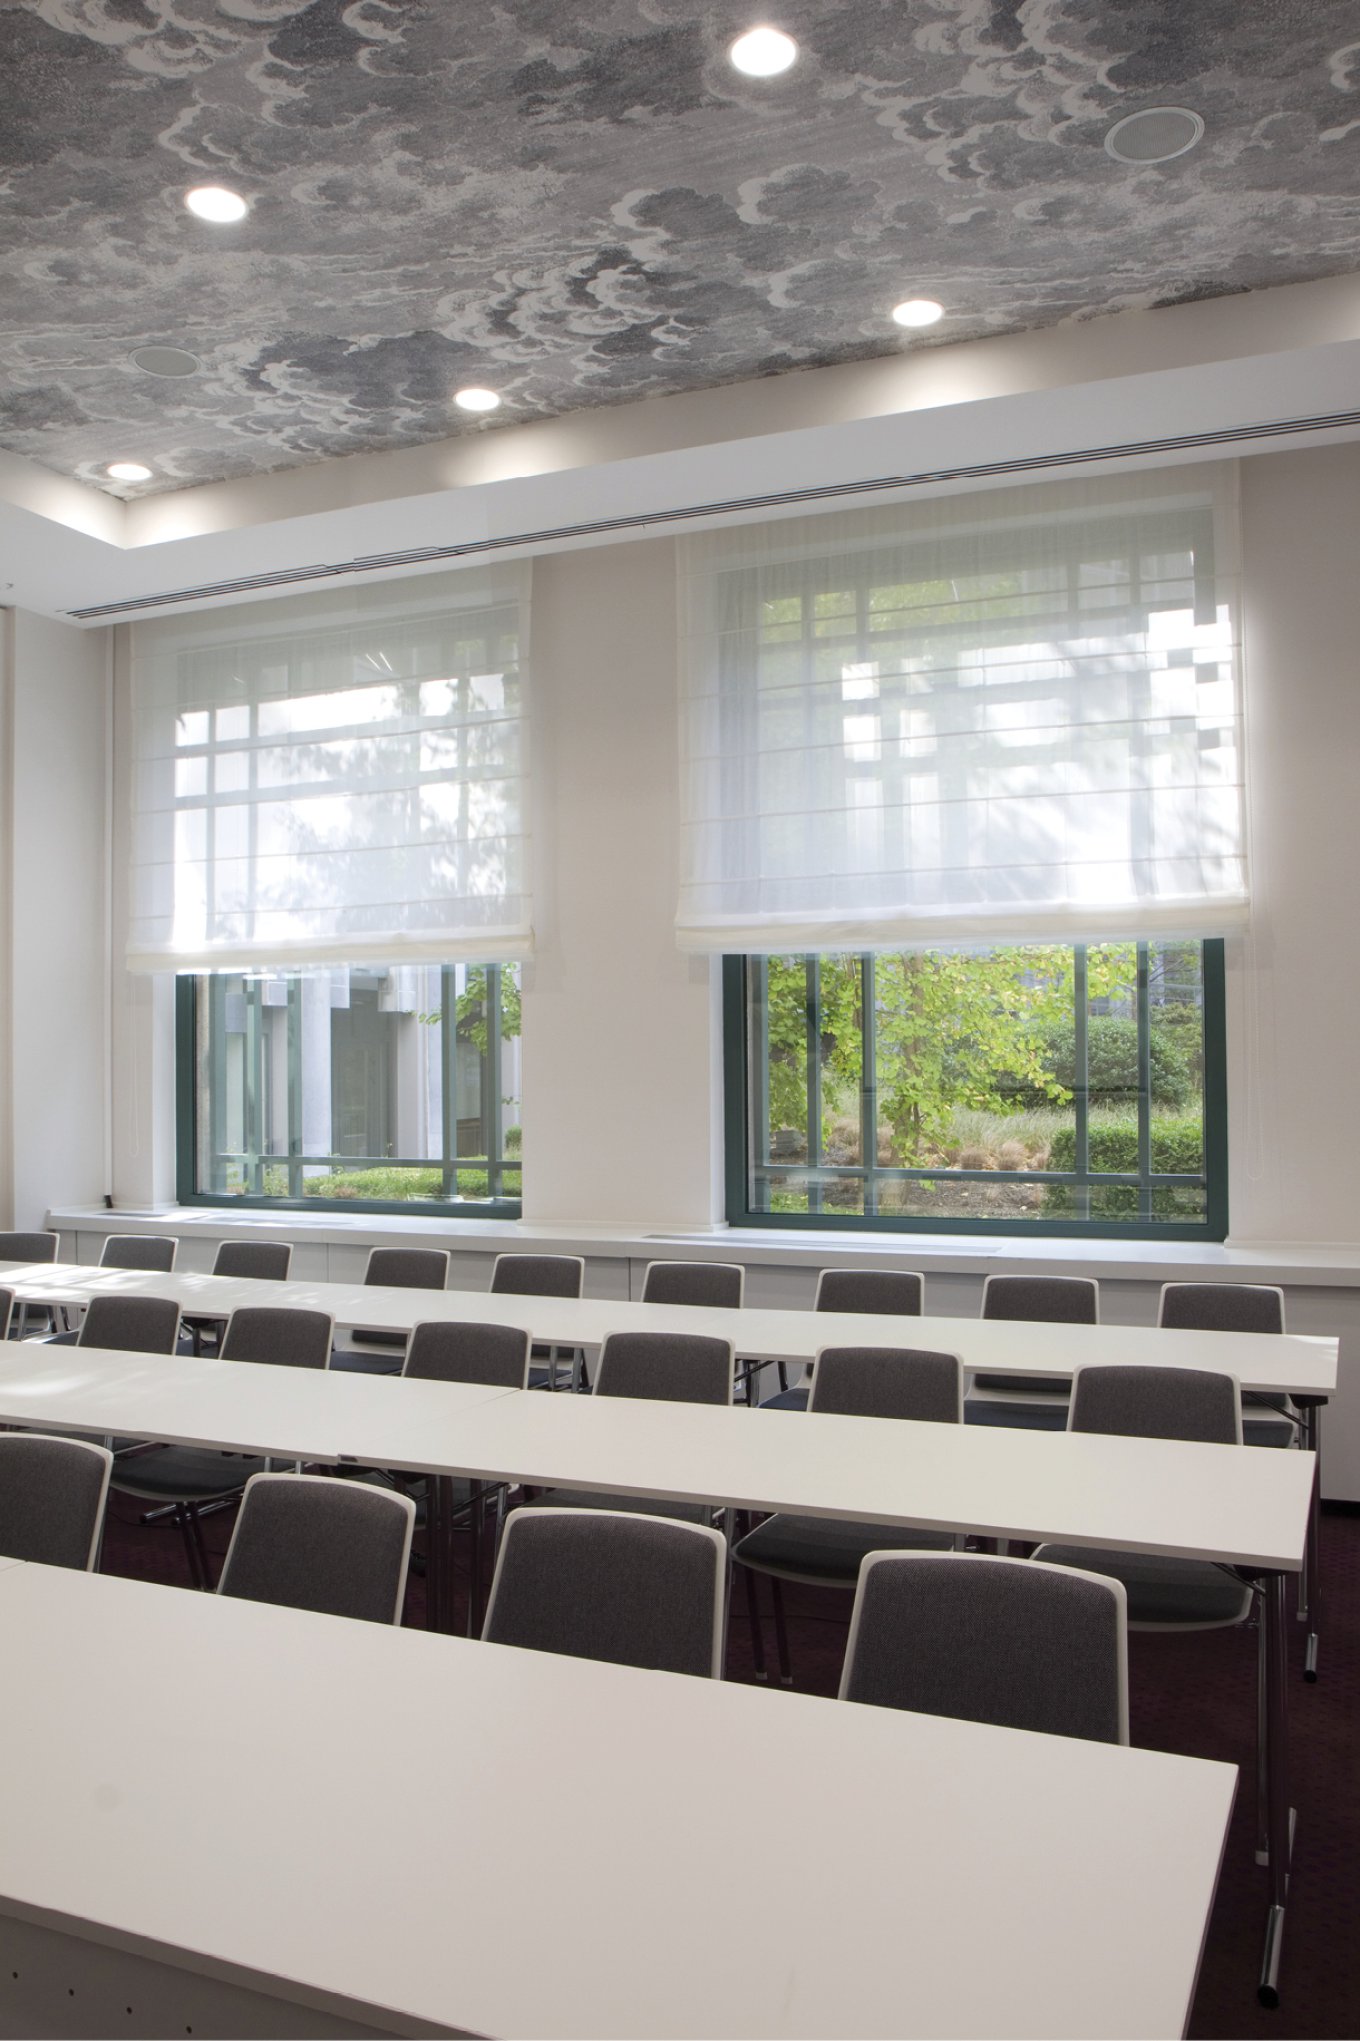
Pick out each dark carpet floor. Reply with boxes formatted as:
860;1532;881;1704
100;1488;1360;2038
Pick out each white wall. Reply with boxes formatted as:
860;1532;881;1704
75;436;1360;1254
520;540;723;1227
1227;444;1360;1245
0;609;109;1228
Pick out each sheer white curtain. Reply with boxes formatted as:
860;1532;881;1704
676;464;1247;953
127;564;531;972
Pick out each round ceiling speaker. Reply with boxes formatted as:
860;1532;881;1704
1104;107;1204;165
130;346;202;378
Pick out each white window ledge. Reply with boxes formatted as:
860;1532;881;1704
42;1204;1360;1290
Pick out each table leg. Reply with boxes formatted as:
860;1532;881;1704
466;1482;487;1637
425;1475;446;1633
1295;1399;1323;1681
1257;1570;1292;2008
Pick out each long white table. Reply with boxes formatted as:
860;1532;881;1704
0;1262;1338;1399
0;1560;1236;2040
2;1259;1333;1680
0;1323;1313;2006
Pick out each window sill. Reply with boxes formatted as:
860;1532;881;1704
42;1204;1360;1290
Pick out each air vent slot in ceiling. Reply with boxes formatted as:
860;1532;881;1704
66;407;1360;621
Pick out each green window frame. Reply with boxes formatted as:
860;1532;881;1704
723;940;1227;1240
176;965;522;1217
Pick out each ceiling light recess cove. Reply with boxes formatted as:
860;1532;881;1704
183;185;248;223
729;26;797;76
454;387;501;413
106;462;152;482
1104;107;1204;165
892;299;944;328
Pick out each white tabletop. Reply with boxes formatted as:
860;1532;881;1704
0;1563;1235;2040
0;1344;512;1464
342;1387;1316;1572
0;1339;1313;1571
0;1264;1338;1396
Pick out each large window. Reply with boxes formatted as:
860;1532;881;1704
178;964;522;1212
725;939;1225;1237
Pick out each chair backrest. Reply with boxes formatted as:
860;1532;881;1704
220;1306;334;1371
403;1320;532;1388
0;1232;59;1264
814;1268;924;1317
641;1260;744;1309
218;1473;415;1625
1157;1282;1285;1336
1068;1364;1243;1445
483;1508;726;1678
364;1247;449;1291
0;1435;113;1571
489;1253;584;1299
840;1551;1129;1744
99;1234;178;1273
594;1330;734;1406
76;1294;181;1354
809;1346;963;1423
212;1240;293;1281
981;1274;1098;1324
0;1289;12;1341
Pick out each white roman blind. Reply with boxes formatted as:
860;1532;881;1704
676;464;1247;952
128;564;531;972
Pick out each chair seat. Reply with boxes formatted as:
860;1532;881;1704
964;1397;1069;1432
519;1489;714;1525
1029;1545;1252;1626
736;1512;954;1585
1243;1415;1296;1449
330;1348;403;1376
972;1373;1070;1396
111;1447;268;1502
759;1385;810;1411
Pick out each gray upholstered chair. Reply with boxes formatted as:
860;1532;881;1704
0;1231;59;1264
221;1305;333;1370
403;1319;531;1389
840;1550;1129;1744
1030;1364;1254;1630
965;1273;1099;1432
1158;1282;1294;1447
491;1252;585;1389
0;1434;113;1571
492;1252;584;1299
516;1329;734;1525
483;1507;727;1677
737;1345;964;1685
75;1294;182;1354
111;1305;337;1589
398;1321;533;1566
217;1473;415;1625
182;1239;294;1353
332;1245;451;1374
641;1259;745;1308
213;1240;294;1281
0;1232;59;1339
100;1234;178;1273
763;1266;926;1410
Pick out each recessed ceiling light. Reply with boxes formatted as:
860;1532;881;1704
729;26;798;77
130;345;202;378
891;298;945;329
183;185;248;224
1104;107;1204;165
106;462;152;482
454;387;501;413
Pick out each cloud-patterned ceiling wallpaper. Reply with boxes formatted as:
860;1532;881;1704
1;0;1357;494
